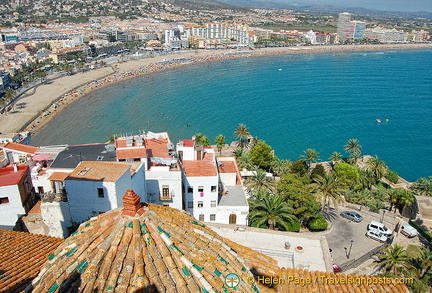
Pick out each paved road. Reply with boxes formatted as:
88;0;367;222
325;207;396;267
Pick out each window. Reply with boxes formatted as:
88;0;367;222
198;201;203;208
211;200;217;207
211;186;217;192
210;214;216;221
187;186;193;193
97;188;104;198
0;197;10;204
199;214;204;221
187;201;193;208
198;186;204;197
161;185;170;199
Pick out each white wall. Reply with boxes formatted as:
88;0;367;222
0;185;25;229
146;166;183;210
41;201;72;238
65;179;118;223
216;205;249;226
131;164;146;201
184;175;219;222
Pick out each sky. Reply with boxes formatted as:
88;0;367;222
279;0;432;12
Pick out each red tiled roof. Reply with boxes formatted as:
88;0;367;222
0;230;63;293
116;148;147;160
29;190;408;293
115;136;170;160
66;161;131;182
28;201;41;214
3;142;38;154
218;161;237;173
0;165;28;187
180;139;194;147
182;160;217;177
47;172;70;182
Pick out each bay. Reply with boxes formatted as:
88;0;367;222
32;49;432;181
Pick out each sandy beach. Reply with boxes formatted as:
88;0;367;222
0;43;430;135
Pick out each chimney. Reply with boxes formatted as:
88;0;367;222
122;189;144;217
12;163;18;172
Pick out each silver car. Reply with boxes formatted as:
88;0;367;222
340;211;363;222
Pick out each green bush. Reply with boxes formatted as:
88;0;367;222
311;164;325;179
308;215;328;231
386;170;399;184
287;219;301;232
289;160;308;176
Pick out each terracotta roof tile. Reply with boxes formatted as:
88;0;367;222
0;230;63;293
47;172;70;182
66;161;131;182
218;160;237;173
180;139;194;147
3;142;38;154
29;190;409;293
182;160;217;177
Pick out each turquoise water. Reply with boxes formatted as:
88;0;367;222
32;49;432;181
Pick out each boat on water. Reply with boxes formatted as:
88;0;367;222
376;118;381;123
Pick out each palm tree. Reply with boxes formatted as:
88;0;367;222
248;196;298;231
301;148;320;172
232;148;244;158
328;151;343;167
406;247;432;293
411;177;432;197
343;138;362;162
233;123;250;148
367;155;387;181
346;189;371;211
215;134;226;155
270;159;291;178
194;133;210;146
377;244;410;275
394;189;415;212
358;169;377;190
312;174;345;214
244;169;276;198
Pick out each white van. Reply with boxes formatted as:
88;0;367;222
400;224;418;238
367;221;393;236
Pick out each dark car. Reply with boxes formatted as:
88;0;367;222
340;211;363;222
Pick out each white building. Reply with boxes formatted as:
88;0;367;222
115;132;183;210
0;164;36;229
2;142;38;164
177;139;249;225
365;27;408;43
64;161;146;222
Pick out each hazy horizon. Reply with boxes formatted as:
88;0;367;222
274;0;432;13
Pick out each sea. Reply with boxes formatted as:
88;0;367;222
32;49;432;182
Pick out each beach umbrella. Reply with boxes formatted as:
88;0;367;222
32;154;51;161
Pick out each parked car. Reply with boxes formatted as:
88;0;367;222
400;224;418;238
340;211;363;222
367;221;392;236
366;229;388;243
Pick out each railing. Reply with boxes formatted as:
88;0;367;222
41;191;67;202
339;242;388;272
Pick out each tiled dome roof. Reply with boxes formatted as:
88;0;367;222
29;190;261;293
29;190;409;293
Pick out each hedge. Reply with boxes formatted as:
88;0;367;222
308;215;328;232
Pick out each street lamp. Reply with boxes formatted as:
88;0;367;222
381;210;386;223
347;240;354;259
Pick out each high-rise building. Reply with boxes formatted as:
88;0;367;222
337;12;366;42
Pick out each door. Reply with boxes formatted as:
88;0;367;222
229;214;237;225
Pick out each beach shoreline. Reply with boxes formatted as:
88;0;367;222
1;43;430;137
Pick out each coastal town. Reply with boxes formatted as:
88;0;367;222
0;1;432;292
